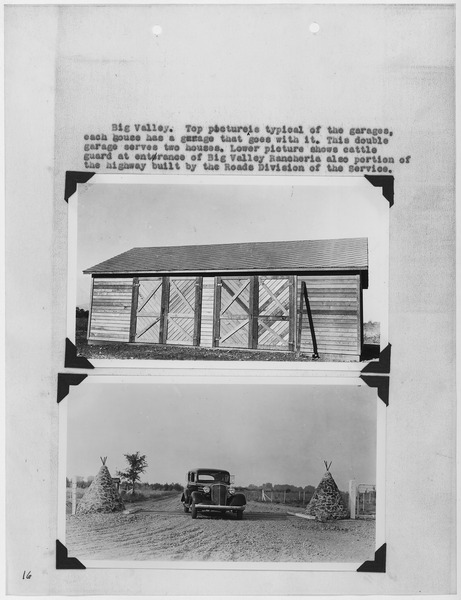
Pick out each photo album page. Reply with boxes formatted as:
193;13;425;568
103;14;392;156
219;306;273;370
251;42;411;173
4;2;457;597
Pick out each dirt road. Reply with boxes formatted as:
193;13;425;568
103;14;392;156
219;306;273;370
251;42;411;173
66;494;376;563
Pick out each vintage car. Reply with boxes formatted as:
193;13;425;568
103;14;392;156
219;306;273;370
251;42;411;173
181;468;246;519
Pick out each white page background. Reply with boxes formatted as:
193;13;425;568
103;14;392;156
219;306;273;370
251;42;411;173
4;2;456;596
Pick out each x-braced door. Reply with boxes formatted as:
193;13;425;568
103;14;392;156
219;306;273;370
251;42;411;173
165;277;201;346
214;277;254;348
133;277;164;343
257;276;294;350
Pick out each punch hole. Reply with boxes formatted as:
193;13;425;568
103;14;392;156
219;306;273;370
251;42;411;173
309;22;320;34
152;25;162;36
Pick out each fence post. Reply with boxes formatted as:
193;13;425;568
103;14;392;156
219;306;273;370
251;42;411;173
349;479;356;520
71;476;77;516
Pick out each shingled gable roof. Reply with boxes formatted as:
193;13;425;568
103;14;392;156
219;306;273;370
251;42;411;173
84;237;368;278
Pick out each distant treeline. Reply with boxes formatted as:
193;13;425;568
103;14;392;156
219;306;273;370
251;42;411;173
66;478;183;491
67;479;322;494
138;482;183;492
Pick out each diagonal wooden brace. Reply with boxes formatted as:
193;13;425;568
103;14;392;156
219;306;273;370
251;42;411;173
302;281;319;359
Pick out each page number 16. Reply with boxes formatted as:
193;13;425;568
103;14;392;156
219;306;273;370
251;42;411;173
22;571;31;580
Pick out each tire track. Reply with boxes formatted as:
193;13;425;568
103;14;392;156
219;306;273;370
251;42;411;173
66;495;376;562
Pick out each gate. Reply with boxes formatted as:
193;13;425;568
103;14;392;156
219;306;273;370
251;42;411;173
257;277;294;350
356;484;376;517
348;480;376;519
214;277;252;348
134;277;163;343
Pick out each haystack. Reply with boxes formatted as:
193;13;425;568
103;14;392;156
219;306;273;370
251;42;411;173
305;462;348;522
76;457;125;515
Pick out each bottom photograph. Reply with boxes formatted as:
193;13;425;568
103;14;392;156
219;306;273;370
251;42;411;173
59;377;383;568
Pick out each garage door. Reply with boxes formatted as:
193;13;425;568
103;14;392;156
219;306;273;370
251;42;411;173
257;277;293;350
165;277;200;346
215;277;252;348
134;278;163;343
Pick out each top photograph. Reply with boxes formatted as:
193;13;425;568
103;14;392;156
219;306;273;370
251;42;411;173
68;176;389;367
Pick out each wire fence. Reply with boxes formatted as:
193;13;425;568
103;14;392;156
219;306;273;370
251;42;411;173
240;488;316;507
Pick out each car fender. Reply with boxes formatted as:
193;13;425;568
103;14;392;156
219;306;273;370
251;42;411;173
229;493;246;507
191;490;204;504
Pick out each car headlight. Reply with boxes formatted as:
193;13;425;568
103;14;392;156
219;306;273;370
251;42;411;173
203;486;210;493
228;487;235;495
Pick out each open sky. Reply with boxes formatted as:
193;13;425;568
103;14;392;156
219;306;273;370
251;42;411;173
66;381;377;491
75;180;389;322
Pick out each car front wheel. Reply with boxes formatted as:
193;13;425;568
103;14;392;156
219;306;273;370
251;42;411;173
191;503;198;519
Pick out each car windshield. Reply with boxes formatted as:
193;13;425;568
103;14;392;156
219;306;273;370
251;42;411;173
196;471;230;483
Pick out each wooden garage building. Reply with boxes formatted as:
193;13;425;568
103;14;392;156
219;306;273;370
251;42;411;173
83;237;368;360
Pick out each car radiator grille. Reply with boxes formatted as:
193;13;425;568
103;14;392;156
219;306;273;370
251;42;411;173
210;484;227;505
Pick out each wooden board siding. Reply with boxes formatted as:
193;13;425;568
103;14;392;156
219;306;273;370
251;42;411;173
87;272;363;359
298;275;361;356
200;277;215;348
89;278;133;342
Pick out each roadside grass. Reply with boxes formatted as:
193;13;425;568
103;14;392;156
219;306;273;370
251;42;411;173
66;487;179;514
